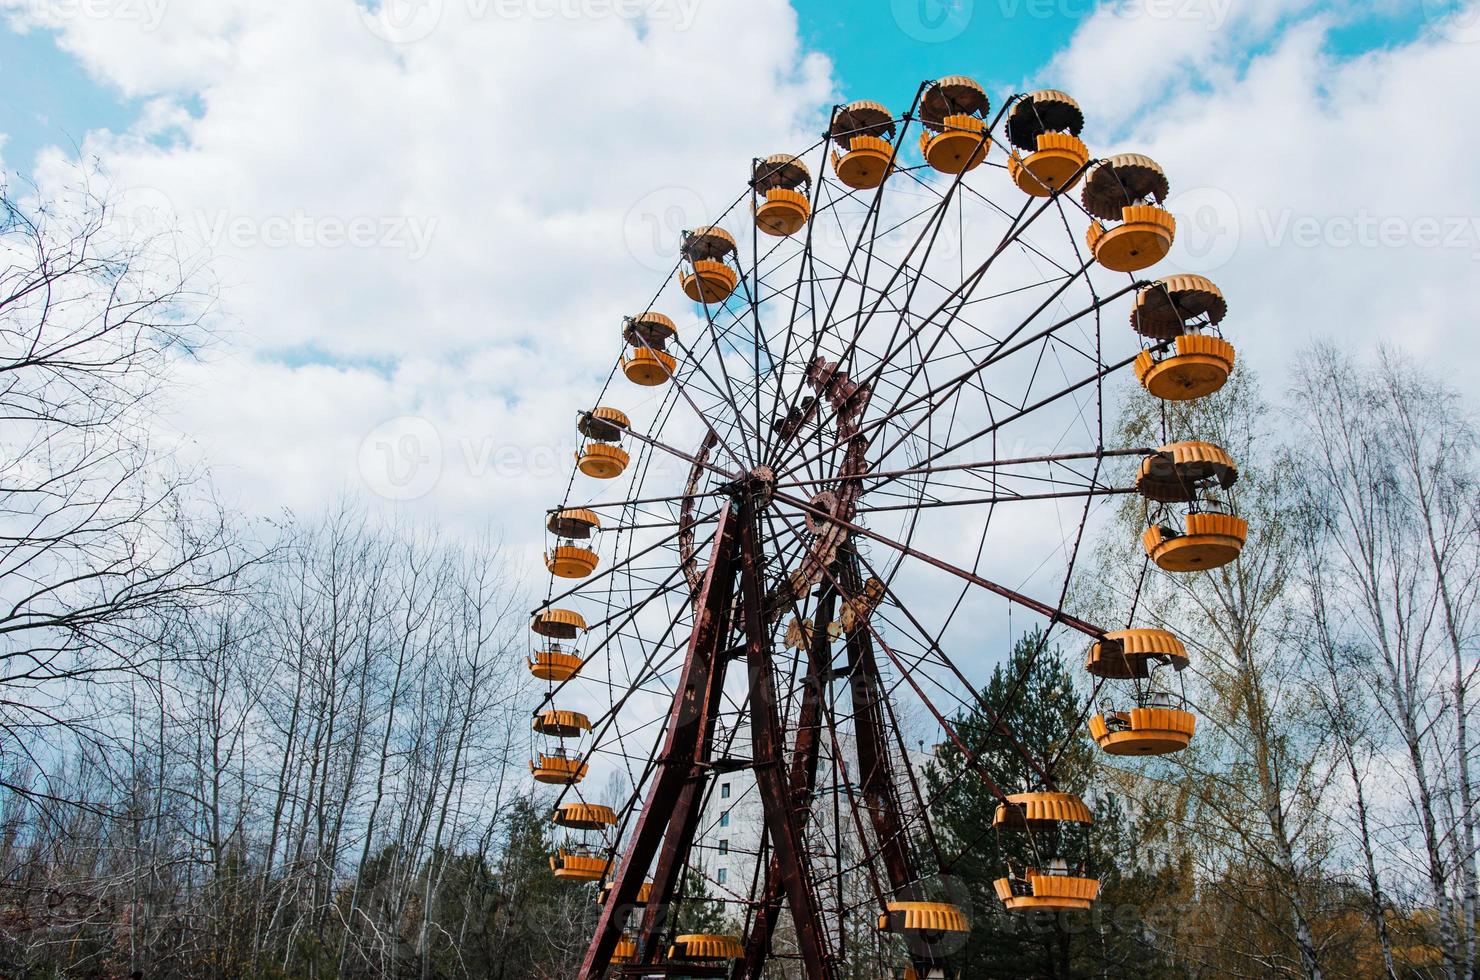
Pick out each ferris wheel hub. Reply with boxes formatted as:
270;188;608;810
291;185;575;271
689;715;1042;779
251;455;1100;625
804;490;840;534
720;464;777;507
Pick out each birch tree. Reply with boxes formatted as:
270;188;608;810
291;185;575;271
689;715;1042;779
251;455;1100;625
1290;344;1478;979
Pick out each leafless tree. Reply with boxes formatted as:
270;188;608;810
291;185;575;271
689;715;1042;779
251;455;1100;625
1294;512;1400;978
1290;344;1480;979
0;177;250;807
1085;370;1332;979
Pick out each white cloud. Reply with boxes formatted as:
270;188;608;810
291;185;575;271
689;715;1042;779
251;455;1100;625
1045;1;1480;395
9;0;1480;718
1043;0;1324;134
4;0;249;93
11;0;834;566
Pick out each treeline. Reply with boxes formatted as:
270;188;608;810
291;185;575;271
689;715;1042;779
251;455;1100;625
927;350;1479;979
0;182;614;978
0;504;578;977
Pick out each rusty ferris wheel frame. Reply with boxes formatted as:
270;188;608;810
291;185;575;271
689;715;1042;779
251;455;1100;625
525;76;1239;979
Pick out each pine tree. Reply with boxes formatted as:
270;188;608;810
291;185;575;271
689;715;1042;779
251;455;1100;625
924;629;1184;978
486;794;586;980
673;865;732;936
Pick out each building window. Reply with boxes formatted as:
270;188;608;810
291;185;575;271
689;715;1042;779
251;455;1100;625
719;839;729;854
721;782;731;799
720;810;729;827
717;868;727;885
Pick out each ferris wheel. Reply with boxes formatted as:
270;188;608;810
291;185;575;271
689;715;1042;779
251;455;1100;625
527;76;1243;980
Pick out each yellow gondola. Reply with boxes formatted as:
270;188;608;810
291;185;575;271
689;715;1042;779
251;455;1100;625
545;508;600;579
1089;705;1196;756
528;647;583;682
918;76;991;174
577;407;631;479
1131;275;1236;401
1136;441;1238;503
993;871;1100;912
876;901;970;938
550;845;611;881
669;934;744;961
529;607;586;681
1086;629;1197;756
830;100;896;190
678;226;738;304
1084;628;1188;679
1082;154;1175;272
1142;511;1248;572
1137;333;1237;402
553;802;618;830
532;708;592;738
623;347;676;386
992;792;1100;913
1135;440;1246;571
598;880;653;906
1005;90;1088;196
752;154;811;237
530;607;586;638
531;749;588;785
622;312;678;386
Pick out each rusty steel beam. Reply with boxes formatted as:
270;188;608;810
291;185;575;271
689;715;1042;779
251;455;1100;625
839;551;944;979
633;646;733;962
737;499;835;980
737;582;838;980
578;504;740;980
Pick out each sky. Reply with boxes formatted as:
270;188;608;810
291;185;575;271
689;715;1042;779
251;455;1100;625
5;1;1478;917
2;0;1479;605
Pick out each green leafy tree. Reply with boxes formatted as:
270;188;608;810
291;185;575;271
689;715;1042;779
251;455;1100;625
925;629;1185;978
483;794;595;980
673;865;731;936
